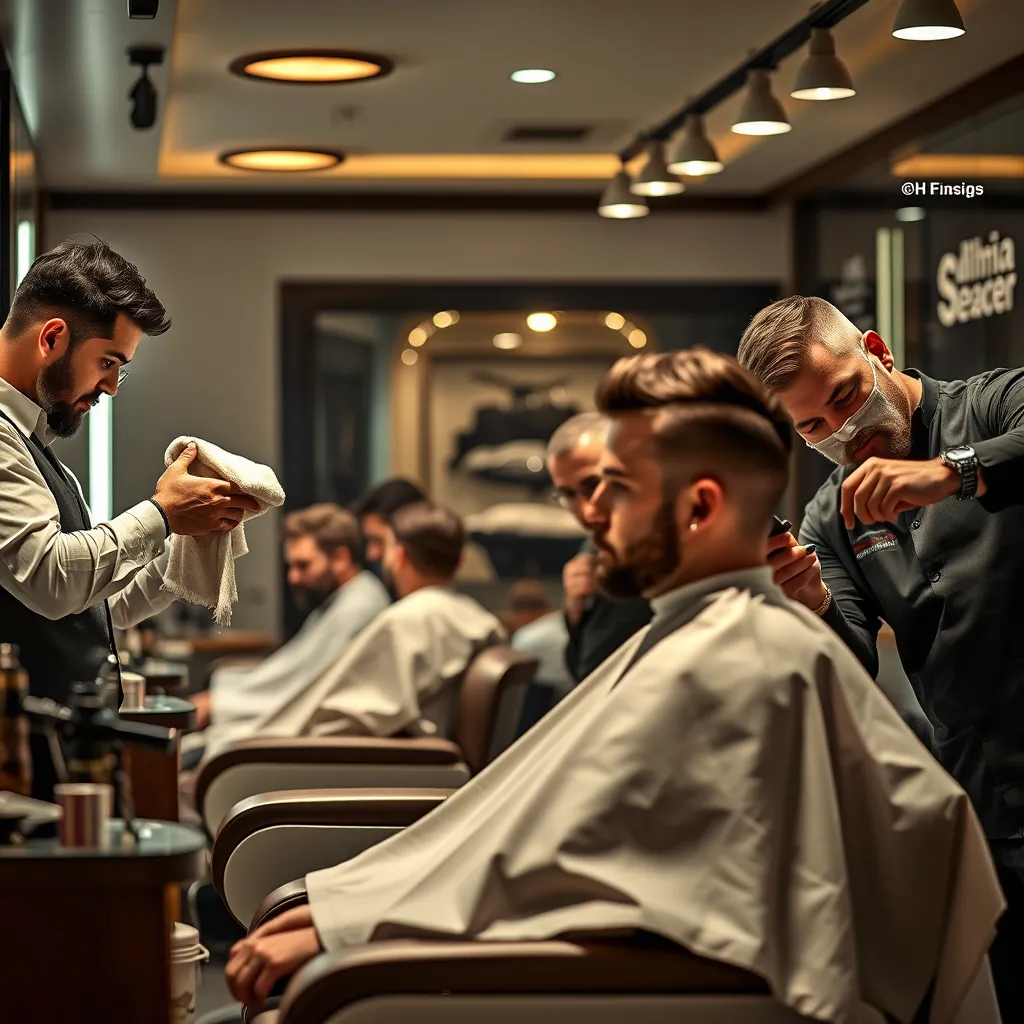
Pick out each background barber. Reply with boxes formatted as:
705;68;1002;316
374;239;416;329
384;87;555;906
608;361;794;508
0;239;258;798
738;294;1024;1021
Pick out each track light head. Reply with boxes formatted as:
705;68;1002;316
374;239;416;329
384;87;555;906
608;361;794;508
892;0;965;40
792;28;856;100
127;45;163;130
630;141;684;197
127;0;159;17
598;171;649;219
667;114;724;176
732;69;791;136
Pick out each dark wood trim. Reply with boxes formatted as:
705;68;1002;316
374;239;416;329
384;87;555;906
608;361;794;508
44;189;768;213
767;52;1024;205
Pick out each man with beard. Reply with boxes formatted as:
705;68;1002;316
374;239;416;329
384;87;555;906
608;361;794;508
0;239;258;798
225;351;1003;1024
199;502;503;761
738;295;1024;1020
183;504;389;763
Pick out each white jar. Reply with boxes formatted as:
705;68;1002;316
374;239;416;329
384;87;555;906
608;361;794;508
170;921;210;1023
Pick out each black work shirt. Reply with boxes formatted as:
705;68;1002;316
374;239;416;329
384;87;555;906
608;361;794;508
799;368;1024;838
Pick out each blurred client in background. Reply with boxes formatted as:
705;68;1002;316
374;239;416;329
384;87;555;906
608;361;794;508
352;476;428;578
0;239;257;799
185;504;389;765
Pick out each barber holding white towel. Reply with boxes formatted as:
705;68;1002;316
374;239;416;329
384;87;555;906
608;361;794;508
0;239;259;798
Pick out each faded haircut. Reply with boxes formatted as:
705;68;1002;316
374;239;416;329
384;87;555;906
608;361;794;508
545;412;609;461
594;348;792;534
283;504;363;566
736;295;863;394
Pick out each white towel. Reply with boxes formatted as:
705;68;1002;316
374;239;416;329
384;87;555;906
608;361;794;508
160;436;285;625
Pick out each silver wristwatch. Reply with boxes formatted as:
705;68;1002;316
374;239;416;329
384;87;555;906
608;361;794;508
940;445;979;500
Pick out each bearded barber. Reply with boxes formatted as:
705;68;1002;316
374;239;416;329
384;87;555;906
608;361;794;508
0;239;259;799
738;294;1024;1020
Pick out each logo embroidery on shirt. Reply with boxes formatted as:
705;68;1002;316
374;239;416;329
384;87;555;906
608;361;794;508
852;529;899;561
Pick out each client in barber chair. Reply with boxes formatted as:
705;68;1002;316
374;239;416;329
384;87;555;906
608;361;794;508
201;502;504;760
227;350;1004;1024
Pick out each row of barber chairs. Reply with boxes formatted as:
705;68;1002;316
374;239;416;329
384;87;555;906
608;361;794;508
195;645;1001;1024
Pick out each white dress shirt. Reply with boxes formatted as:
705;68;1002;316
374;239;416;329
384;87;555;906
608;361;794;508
0;375;173;627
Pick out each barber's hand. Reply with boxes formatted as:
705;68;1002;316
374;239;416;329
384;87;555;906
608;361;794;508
840;457;961;529
563;552;596;625
767;531;828;612
188;691;212;730
152;443;261;536
226;906;320;1010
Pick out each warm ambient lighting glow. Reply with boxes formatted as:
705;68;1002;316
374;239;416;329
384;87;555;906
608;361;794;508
510;69;556;84
401;349;419;365
493;333;523;350
732;119;792;137
891;153;1024;179
231;51;392;83
604;312;626;330
628;329;647;349
793;85;856;101
526;312;558;332
220;149;344;172
408;327;429;347
432;310;459;328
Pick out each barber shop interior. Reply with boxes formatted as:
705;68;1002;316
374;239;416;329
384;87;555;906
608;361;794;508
2;0;1024;1021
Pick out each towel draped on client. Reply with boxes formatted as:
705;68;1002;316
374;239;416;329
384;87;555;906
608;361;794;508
160;436;285;624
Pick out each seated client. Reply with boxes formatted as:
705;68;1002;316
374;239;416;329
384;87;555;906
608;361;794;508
227;350;1003;1024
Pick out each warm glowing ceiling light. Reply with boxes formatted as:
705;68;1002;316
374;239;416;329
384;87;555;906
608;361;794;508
891;153;1024;178
604;312;626;330
598;170;649;219
432;310;459;328
230;50;392;84
791;29;856;101
526;312;558;332
628;329;647;349
220;149;344;172
401;349;419;365
510;69;556;83
732;69;791;136
630;141;685;196
667;114;724;176
892;0;965;40
408;326;429;347
493;333;523;350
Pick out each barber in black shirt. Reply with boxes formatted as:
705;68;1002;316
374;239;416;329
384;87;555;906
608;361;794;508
738;295;1024;1021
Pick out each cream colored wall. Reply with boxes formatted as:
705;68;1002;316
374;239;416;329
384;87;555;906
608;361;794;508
46;207;791;633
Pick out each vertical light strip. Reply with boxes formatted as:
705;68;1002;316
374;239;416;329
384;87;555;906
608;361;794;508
16;221;34;287
875;227;893;355
88;397;113;523
891;227;905;369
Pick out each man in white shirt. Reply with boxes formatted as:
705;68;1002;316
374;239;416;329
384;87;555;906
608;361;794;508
185;504;390;763
203;502;504;759
0;239;257;797
228;350;1004;1024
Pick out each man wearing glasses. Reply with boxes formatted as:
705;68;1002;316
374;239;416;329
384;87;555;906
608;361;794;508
548;413;652;683
0;239;257;798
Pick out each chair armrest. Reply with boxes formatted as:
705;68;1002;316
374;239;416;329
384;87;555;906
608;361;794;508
251;880;309;932
213;788;452;914
196;736;464;835
277;937;770;1024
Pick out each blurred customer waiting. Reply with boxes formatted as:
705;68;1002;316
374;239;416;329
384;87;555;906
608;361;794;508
352;477;427;571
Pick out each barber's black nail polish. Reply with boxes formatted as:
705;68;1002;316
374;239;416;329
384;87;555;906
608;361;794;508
804;544;817;555
779;519;792;532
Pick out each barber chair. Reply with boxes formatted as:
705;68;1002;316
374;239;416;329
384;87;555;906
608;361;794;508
196;645;537;837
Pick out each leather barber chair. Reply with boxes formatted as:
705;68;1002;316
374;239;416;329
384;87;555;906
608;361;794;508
196;645;537;837
209;648;537;926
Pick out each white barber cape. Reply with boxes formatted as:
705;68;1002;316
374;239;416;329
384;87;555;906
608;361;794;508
307;568;1004;1024
225;585;504;749
203;571;389;744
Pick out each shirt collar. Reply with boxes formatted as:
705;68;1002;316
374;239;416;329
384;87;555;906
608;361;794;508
648;566;777;621
900;368;938;460
0;374;57;445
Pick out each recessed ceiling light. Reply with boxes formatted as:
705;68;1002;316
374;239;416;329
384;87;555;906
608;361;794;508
526;312;558;332
408;326;429;346
401;349;419;365
432;311;459;328
230;50;393;84
493;333;523;350
605;312;626;330
511;69;556;84
628;329;647;349
220;149;344;172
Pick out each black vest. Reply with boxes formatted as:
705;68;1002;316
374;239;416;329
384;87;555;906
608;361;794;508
0;409;118;797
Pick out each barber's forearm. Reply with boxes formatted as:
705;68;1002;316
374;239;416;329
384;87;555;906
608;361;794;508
973;430;1024;510
107;547;175;628
820;598;879;678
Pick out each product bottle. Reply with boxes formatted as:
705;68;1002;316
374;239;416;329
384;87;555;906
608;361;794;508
0;643;32;796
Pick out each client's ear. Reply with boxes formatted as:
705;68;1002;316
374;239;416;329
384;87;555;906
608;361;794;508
683;478;725;532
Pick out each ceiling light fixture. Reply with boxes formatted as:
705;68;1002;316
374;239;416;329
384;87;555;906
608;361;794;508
732;69;791;135
892;0;965;40
432;311;459;328
219;149;345;172
408;326;429;346
401;349;419;366
791;28;855;100
666;114;724;176
598;170;649;219
630;141;685;197
230;49;393;84
510;69;556;84
895;207;927;222
628;329;647;349
604;312;626;330
526;312;558;333
127;46;163;130
493;333;523;350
